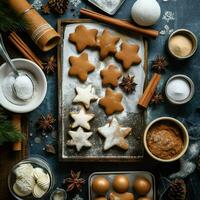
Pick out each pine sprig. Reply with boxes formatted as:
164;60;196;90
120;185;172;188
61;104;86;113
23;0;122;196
0;107;24;145
0;0;27;32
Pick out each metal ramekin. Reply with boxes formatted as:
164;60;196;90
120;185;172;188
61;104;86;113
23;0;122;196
165;74;195;105
168;29;198;59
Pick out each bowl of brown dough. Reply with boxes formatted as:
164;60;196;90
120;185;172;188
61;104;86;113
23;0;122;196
143;117;189;162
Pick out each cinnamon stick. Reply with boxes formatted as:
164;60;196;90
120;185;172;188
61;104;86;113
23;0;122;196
80;8;159;38
8;32;44;69
138;73;161;109
12;114;22;151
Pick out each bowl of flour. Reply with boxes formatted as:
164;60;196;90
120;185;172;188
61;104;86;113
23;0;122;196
0;58;47;113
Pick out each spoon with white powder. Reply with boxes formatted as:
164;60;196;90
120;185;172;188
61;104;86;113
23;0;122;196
0;34;34;101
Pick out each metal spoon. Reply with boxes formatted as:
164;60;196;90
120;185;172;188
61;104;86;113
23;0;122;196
0;34;34;101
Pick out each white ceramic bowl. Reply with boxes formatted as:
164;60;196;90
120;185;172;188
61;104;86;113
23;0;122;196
143;117;189;162
0;58;47;113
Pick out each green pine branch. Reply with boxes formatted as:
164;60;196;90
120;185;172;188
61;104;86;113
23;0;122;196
0;107;24;145
0;0;27;32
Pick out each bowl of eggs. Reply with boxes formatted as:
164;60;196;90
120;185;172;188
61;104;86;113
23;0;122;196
89;171;155;200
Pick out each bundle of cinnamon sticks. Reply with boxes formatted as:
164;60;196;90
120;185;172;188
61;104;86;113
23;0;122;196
8;32;44;69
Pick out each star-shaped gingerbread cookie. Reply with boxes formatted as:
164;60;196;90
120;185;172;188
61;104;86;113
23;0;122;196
98;118;132;150
69;25;98;52
70;107;95;130
67;127;92;152
97;29;120;60
68;52;95;82
99;88;124;115
73;84;98;109
100;64;122;87
115;42;141;70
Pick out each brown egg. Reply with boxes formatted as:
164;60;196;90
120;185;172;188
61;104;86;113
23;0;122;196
137;197;152;200
110;192;134;200
112;175;129;193
95;197;107;200
92;176;110;195
133;177;151;196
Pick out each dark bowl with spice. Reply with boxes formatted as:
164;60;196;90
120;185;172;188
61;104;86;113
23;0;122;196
168;29;198;59
143;117;189;162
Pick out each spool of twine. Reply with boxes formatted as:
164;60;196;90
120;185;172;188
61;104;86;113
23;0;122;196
8;0;60;52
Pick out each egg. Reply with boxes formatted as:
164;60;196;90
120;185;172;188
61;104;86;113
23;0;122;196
110;192;134;200
131;0;161;26
138;197;152;200
112;175;129;193
133;177;151;195
92;176;110;195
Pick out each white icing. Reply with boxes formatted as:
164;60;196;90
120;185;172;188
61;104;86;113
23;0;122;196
71;107;95;130
98;118;132;150
73;84;98;109
67;127;93;151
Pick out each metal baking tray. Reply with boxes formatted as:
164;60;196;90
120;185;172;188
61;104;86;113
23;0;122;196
87;0;126;15
57;19;148;162
89;171;156;200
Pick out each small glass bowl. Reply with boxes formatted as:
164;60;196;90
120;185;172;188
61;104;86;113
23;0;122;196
8;157;54;200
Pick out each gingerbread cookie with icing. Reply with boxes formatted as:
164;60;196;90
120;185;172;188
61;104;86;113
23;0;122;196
69;25;98;52
68;52;95;82
115;42;141;70
100;64;122;87
96;29;120;60
99;88;124;115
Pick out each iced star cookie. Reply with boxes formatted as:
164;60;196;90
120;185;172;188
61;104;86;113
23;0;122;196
100;64;122;87
98;118;132;150
115;42;141;70
70;107;95;130
73;84;98;109
67;127;93;152
69;25;98;52
96;29;120;60
99;88;124;115
68;52;95;82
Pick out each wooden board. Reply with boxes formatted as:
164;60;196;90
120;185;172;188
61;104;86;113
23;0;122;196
57;19;148;162
0;114;28;199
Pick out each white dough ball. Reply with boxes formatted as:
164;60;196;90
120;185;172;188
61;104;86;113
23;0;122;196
131;0;161;26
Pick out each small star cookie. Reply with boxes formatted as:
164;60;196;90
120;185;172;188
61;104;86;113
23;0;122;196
115;42;141;70
70;107;95;130
73;84;98;109
98;118;132;150
69;25;98;52
67;127;92;152
100;64;122;87
96;29;120;60
99;88;124;115
68;52;95;82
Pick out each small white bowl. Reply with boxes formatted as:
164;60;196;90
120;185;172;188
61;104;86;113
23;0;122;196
0;58;47;113
143;117;189;162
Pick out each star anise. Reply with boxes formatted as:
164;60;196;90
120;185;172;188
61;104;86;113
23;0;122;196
152;56;168;73
43;55;56;74
41;3;50;14
150;92;164;105
37;114;56;132
119;75;137;94
63;170;85;192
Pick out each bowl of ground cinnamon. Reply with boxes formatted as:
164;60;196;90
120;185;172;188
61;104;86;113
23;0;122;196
168;29;198;59
143;117;189;162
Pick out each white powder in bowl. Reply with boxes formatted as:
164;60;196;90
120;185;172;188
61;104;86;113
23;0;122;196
166;78;190;101
14;75;34;100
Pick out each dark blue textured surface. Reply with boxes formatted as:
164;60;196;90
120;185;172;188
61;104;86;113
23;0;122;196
28;0;200;199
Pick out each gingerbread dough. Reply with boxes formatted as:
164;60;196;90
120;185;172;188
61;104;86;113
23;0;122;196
69;25;98;52
99;88;124;115
115;42;141;70
98;118;131;150
96;29;120;60
100;64;122;87
68;52;95;82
